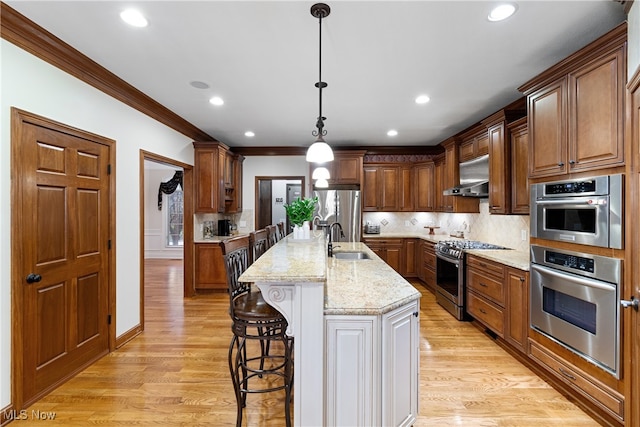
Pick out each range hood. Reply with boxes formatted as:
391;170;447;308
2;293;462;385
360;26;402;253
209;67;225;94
443;154;489;198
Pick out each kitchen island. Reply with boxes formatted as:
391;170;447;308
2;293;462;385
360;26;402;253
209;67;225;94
239;235;421;427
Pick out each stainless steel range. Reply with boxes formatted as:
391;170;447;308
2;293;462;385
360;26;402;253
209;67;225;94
435;240;508;320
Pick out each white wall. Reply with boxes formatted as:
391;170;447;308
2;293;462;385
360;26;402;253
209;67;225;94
236;156;310;233
0;40;194;408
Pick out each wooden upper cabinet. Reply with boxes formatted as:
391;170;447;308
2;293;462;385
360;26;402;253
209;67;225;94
521;23;626;178
459;125;489;162
311;150;366;188
433;156;446;212
508;118;529;215
193;141;243;214
487;119;509;214
193;141;227;213
568;47;625;172
414;162;435;212
441;139;479;213
399;166;414;211
363;165;400;211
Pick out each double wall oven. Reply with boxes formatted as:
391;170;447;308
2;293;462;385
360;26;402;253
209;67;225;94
529;174;624;378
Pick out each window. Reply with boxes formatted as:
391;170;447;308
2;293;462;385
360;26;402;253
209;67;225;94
166;188;184;247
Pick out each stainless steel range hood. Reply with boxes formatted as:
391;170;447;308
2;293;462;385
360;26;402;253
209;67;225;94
443;154;489;198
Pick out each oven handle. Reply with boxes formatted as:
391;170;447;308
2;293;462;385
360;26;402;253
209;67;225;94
531;263;617;291
534;197;608;206
436;252;460;266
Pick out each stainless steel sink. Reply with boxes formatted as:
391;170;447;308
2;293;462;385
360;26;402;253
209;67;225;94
333;251;370;260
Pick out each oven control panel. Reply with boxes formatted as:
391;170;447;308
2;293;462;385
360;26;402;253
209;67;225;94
545;251;595;273
544;180;596;195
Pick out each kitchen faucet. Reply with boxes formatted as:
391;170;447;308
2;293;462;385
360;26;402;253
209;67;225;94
327;222;345;257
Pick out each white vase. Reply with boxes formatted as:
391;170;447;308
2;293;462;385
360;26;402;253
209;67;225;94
293;224;302;239
302;221;311;239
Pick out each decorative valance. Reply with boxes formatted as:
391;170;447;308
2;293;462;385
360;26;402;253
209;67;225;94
158;171;183;210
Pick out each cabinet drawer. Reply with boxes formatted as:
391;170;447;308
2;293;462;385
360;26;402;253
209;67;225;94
529;341;624;421
467;255;505;278
424;251;436;270
467;268;505;306
466;291;504;336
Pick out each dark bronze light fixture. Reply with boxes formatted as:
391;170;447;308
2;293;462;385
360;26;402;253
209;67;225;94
306;3;334;164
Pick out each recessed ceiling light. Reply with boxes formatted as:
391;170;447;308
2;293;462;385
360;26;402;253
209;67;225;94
415;95;430;104
120;9;148;27
387;130;398;137
209;96;224;106
244;131;255;137
190;81;209;89
488;4;517;22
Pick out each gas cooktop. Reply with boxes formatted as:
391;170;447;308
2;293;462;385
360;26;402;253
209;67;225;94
435;240;510;259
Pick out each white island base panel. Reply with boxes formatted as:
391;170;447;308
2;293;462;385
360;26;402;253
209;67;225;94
256;280;325;427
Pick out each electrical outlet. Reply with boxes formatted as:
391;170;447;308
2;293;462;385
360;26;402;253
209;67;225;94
521;229;528;241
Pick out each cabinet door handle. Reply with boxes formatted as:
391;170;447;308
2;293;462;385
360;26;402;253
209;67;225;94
569;160;576;165
479;282;488;287
558;367;576;381
479;308;487;314
413;311;419;317
558;162;565;167
519;277;525;282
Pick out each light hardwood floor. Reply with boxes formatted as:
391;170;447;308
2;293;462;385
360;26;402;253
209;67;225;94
14;259;599;426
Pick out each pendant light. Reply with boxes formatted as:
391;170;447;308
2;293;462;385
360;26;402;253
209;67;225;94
306;3;334;163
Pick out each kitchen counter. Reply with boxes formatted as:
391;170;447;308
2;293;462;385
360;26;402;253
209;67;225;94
363;232;530;271
238;235;421;426
325;242;421;315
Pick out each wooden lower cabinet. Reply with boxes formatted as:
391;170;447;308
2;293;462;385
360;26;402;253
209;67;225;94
325;300;419;426
505;268;529;353
363;238;403;273
466;256;529;354
529;340;624;424
420;241;436;293
194;243;227;291
402;239;417;278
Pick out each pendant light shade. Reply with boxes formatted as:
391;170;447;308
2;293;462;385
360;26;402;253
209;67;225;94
315;178;329;188
307;140;334;163
312;166;331;180
306;3;334;164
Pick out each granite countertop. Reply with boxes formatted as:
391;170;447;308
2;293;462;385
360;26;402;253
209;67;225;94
363;232;530;271
238;234;327;283
325;242;421;316
238;236;421;316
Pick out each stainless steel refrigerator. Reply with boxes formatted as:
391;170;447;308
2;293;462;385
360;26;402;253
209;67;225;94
313;190;361;242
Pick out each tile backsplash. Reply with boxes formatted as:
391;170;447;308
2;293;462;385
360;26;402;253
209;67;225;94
363;200;530;252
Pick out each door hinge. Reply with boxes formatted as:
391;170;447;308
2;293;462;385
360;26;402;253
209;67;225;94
107;164;111;174
107;314;112;325
108;240;111;250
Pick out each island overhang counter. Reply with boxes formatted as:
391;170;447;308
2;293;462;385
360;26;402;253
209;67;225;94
238;235;421;427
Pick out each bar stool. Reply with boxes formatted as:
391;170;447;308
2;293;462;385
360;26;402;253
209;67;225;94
276;221;286;240
266;224;279;247
221;235;293;427
248;228;269;265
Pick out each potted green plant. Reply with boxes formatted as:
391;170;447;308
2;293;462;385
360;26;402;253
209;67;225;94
283;196;318;239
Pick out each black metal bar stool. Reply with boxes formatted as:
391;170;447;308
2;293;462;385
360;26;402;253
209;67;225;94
248;228;269;264
266;224;279;247
221;235;293;427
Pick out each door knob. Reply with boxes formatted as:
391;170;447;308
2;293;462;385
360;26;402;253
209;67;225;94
26;273;42;284
620;296;638;310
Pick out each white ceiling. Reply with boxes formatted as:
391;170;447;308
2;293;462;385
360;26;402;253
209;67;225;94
5;1;627;148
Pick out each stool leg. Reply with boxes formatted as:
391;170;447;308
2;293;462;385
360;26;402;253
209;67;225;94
228;334;246;427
